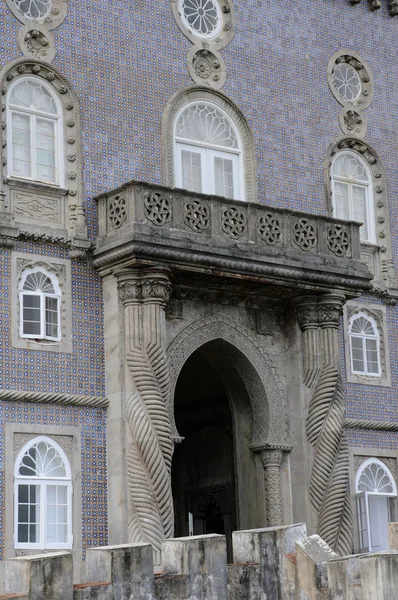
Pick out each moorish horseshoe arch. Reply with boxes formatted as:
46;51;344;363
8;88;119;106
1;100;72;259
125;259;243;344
167;314;289;447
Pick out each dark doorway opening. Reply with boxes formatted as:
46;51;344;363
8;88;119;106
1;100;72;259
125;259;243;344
172;346;237;562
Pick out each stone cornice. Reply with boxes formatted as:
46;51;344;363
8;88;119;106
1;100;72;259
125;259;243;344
0;389;108;408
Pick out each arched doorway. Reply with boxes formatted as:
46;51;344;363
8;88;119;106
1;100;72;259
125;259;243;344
171;340;256;561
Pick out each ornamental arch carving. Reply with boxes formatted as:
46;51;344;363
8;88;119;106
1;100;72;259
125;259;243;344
161;86;258;203
167;315;289;447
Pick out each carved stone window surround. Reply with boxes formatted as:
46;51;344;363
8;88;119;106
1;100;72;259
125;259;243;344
161;86;257;203
327;50;374;110
348;447;398;553
324;136;396;296
170;0;236;50
5;0;67;30
11;251;72;353
4;423;82;568
0;58;87;242
343;301;390;387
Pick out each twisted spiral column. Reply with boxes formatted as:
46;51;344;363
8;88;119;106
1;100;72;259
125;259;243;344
296;293;353;555
117;268;174;568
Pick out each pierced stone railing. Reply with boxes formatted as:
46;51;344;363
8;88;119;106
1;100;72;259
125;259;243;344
95;180;371;292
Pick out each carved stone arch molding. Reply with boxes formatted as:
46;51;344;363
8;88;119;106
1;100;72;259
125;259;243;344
324;135;396;296
161;86;258;203
167;315;289;446
0;58;87;242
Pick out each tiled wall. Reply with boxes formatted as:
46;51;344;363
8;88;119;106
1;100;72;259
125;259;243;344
0;0;397;550
0;401;107;560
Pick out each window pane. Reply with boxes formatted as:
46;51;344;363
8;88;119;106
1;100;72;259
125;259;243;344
333;181;350;221
11;112;31;178
351;336;365;372
58;524;68;543
36;118;56;183
22;294;41;336
46;485;69;544
17;484;40;544
45;296;58;338
366;338;379;374
181;150;202;193
352;185;368;241
214;156;234;198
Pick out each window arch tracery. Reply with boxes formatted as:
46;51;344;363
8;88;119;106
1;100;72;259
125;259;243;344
355;458;397;553
19;265;61;341
348;312;380;376
174;101;243;199
14;436;72;549
162;87;257;203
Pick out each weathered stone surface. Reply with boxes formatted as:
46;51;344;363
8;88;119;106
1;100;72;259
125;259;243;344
296;535;337;600
5;552;72;600
232;524;306;600
161;534;227;600
388;521;398;550
360;552;398;600
327;554;362;600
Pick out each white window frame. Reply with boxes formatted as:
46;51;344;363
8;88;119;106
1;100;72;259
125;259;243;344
19;266;62;342
6;76;64;186
14;435;73;551
348;312;381;377
331;150;375;244
355;458;397;553
174;101;245;201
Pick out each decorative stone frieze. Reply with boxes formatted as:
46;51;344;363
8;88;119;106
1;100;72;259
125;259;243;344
293;218;317;251
184;199;211;232
116;267;174;568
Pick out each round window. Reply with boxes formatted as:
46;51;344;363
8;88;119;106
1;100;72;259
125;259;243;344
332;63;362;103
12;0;51;20
180;0;222;38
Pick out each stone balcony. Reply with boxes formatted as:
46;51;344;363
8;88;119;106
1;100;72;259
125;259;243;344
93;180;372;298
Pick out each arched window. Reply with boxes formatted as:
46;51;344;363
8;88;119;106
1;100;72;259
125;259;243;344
19;267;61;341
14;436;72;549
356;458;397;552
331;151;374;243
348;312;380;376
174;101;244;200
7;77;63;185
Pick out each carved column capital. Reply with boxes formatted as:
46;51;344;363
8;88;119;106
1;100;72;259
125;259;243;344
116;269;143;306
317;292;346;329
141;269;172;307
294;296;321;331
260;449;284;468
116;268;172;308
